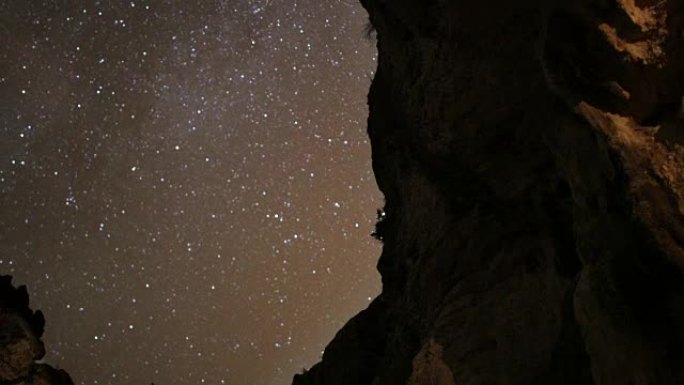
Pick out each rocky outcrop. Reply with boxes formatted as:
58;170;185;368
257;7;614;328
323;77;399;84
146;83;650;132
293;1;684;384
0;276;73;385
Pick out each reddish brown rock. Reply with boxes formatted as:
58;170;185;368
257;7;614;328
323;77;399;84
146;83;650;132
293;1;684;384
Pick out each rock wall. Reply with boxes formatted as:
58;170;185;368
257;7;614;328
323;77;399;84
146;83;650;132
293;1;684;384
0;276;74;385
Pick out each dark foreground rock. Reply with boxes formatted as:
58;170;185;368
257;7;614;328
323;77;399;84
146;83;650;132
0;276;73;385
294;1;684;384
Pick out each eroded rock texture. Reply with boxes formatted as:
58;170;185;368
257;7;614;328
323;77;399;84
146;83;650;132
0;276;73;385
293;1;684;384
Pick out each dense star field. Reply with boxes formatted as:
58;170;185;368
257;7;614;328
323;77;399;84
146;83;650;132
0;1;381;384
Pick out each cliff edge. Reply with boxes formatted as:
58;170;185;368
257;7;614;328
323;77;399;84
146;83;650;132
293;1;684;384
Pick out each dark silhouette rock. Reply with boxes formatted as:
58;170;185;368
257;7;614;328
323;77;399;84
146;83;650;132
293;1;684;384
0;276;74;385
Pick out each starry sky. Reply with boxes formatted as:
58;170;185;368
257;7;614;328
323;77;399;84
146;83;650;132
0;1;381;384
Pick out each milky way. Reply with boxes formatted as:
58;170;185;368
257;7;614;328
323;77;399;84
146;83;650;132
0;1;381;384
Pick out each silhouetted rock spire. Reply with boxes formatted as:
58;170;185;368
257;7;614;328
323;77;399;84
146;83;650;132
0;275;74;385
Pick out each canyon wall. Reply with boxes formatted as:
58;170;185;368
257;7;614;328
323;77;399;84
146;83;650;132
293;1;684;384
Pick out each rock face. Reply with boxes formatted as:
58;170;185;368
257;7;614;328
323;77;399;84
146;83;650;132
0;276;74;385
293;1;684;384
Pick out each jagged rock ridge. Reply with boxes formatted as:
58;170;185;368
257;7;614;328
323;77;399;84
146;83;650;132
0;276;74;385
293;1;684;384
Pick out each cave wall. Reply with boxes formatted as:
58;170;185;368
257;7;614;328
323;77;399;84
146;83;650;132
293;1;684;384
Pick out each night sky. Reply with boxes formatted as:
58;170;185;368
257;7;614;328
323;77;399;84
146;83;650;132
0;1;381;384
